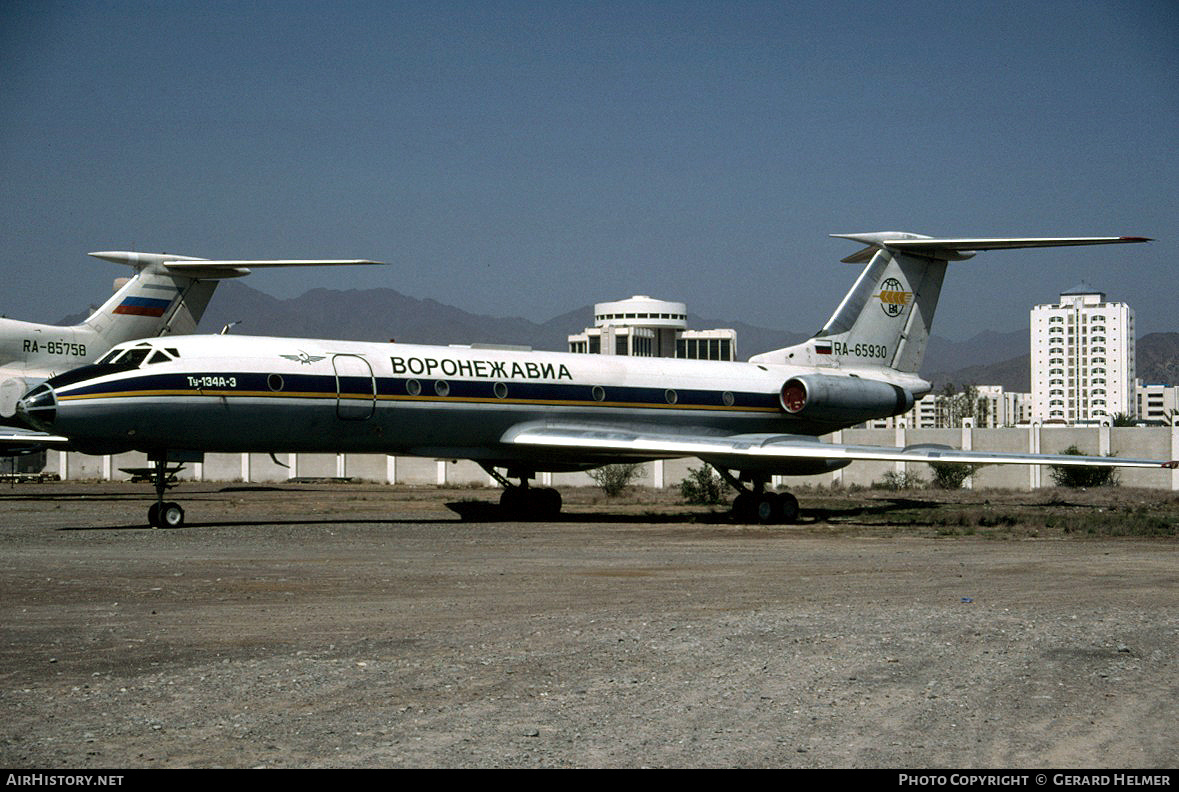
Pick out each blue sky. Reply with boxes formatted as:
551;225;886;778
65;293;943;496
2;0;1176;340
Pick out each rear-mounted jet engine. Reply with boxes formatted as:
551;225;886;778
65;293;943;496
779;374;914;424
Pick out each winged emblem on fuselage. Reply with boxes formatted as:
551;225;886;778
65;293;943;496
279;351;326;365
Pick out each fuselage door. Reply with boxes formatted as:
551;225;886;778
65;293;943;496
332;354;375;420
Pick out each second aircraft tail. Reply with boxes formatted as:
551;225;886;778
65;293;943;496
79;251;383;346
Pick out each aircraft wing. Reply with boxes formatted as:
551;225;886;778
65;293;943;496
502;423;1177;470
0;428;72;452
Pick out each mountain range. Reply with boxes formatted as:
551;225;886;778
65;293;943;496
66;280;1179;390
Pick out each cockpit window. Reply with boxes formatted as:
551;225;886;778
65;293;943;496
97;343;177;368
115;348;152;367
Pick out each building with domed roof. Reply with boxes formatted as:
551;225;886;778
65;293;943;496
567;295;736;361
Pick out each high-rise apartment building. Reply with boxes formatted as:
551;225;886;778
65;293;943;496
1030;283;1135;424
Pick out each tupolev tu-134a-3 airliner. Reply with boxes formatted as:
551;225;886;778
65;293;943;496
15;232;1175;528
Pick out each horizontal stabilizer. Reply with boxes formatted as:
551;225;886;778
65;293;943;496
89;251;382;276
832;233;1150;262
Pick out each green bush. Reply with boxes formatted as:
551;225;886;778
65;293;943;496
1048;445;1120;488
679;464;732;504
872;470;926;490
588;463;647;497
927;462;981;490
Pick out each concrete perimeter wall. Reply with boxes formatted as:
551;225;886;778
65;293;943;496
42;426;1179;491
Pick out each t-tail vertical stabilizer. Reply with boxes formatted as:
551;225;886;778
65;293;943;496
81;252;222;343
748;233;1151;374
81;252;382;344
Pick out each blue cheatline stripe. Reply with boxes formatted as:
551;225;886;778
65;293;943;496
57;371;783;412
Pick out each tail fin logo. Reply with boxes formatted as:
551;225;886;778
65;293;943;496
877;278;912;317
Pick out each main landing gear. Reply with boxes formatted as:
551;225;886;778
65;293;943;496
715;468;800;525
147;456;185;529
481;465;562;520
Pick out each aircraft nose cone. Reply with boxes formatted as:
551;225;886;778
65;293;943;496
16;383;57;431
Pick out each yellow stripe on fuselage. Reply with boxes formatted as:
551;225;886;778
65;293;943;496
57;388;782;412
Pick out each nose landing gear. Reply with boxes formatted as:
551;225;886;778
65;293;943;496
147;456;185;529
148;498;185;529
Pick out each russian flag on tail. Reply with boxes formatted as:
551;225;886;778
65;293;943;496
113;296;173;317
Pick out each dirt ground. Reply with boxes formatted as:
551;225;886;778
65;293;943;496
1;481;1177;768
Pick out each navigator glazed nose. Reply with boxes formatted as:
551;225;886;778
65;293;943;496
16;382;56;431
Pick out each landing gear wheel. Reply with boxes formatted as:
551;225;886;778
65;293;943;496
754;492;783;525
160;502;185;529
731;490;800;524
483;467;564;521
499;486;527;517
499;486;562;520
531;487;562;520
778;492;800;524
732;492;754;522
146;455;186;528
